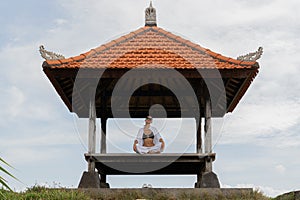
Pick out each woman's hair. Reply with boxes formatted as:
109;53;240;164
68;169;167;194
146;116;153;120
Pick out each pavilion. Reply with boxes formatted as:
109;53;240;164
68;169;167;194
40;2;262;188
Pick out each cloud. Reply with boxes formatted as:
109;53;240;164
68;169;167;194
275;164;286;174
219;99;300;147
0;86;25;120
0;41;83;174
0;132;79;148
54;18;68;26
3;147;59;165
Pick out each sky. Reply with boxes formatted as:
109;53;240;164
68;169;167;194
0;0;300;197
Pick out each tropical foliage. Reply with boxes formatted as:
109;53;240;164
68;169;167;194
0;157;16;199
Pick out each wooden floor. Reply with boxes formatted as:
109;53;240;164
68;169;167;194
85;153;215;175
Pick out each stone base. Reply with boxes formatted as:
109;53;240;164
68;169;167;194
100;182;110;188
202;172;220;188
78;188;253;199
195;172;220;188
78;171;101;188
194;182;201;188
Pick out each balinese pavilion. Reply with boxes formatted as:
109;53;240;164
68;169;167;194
40;2;262;188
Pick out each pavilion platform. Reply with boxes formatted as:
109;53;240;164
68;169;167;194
79;153;219;188
84;153;215;175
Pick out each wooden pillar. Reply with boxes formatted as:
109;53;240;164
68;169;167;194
205;96;212;172
196;80;204;154
101;117;107;154
100;92;107;154
88;90;96;172
100;118;108;187
196;116;202;153
100;92;108;187
100;174;106;183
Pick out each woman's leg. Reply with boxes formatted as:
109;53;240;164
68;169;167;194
148;143;163;154
136;145;150;154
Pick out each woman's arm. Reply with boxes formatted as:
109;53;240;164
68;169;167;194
151;127;161;144
152;127;165;152
133;139;138;152
133;128;144;152
159;138;165;151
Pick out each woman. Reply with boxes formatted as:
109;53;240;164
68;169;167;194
133;116;165;154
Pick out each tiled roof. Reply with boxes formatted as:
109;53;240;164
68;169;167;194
44;26;258;70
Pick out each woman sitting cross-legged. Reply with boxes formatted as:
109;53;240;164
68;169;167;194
133;116;165;154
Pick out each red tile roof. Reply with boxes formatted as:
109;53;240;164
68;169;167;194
44;26;258;70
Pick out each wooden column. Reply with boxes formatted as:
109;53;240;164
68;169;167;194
205;96;212;172
100;118;108;187
88;90;96;172
196;116;202;153
100;92;107;154
100;92;107;187
101;117;107;154
196;80;204;154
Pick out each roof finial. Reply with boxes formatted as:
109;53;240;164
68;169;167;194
39;45;65;60
237;47;263;62
145;1;157;27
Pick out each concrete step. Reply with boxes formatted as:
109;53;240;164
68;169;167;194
78;188;256;199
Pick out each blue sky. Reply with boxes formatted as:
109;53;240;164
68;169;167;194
1;0;300;197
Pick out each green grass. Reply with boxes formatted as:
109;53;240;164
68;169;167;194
273;191;297;200
0;186;89;200
0;186;276;200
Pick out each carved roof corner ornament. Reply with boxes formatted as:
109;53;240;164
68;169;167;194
237;47;263;62
39;45;65;60
145;1;157;27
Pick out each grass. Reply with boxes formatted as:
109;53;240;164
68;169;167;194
0;186;89;200
0;185;277;200
273;191;298;200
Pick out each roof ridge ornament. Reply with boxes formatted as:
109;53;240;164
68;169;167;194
237;47;263;62
39;45;65;60
145;1;157;27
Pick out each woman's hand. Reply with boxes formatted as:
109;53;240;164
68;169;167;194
159;138;165;151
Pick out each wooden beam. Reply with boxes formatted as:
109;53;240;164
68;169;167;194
227;72;255;112
226;85;237;94
177;69;255;79
95;79;114;104
71;77;89;114
229;78;241;84
44;67;257;79
214;78;231;114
